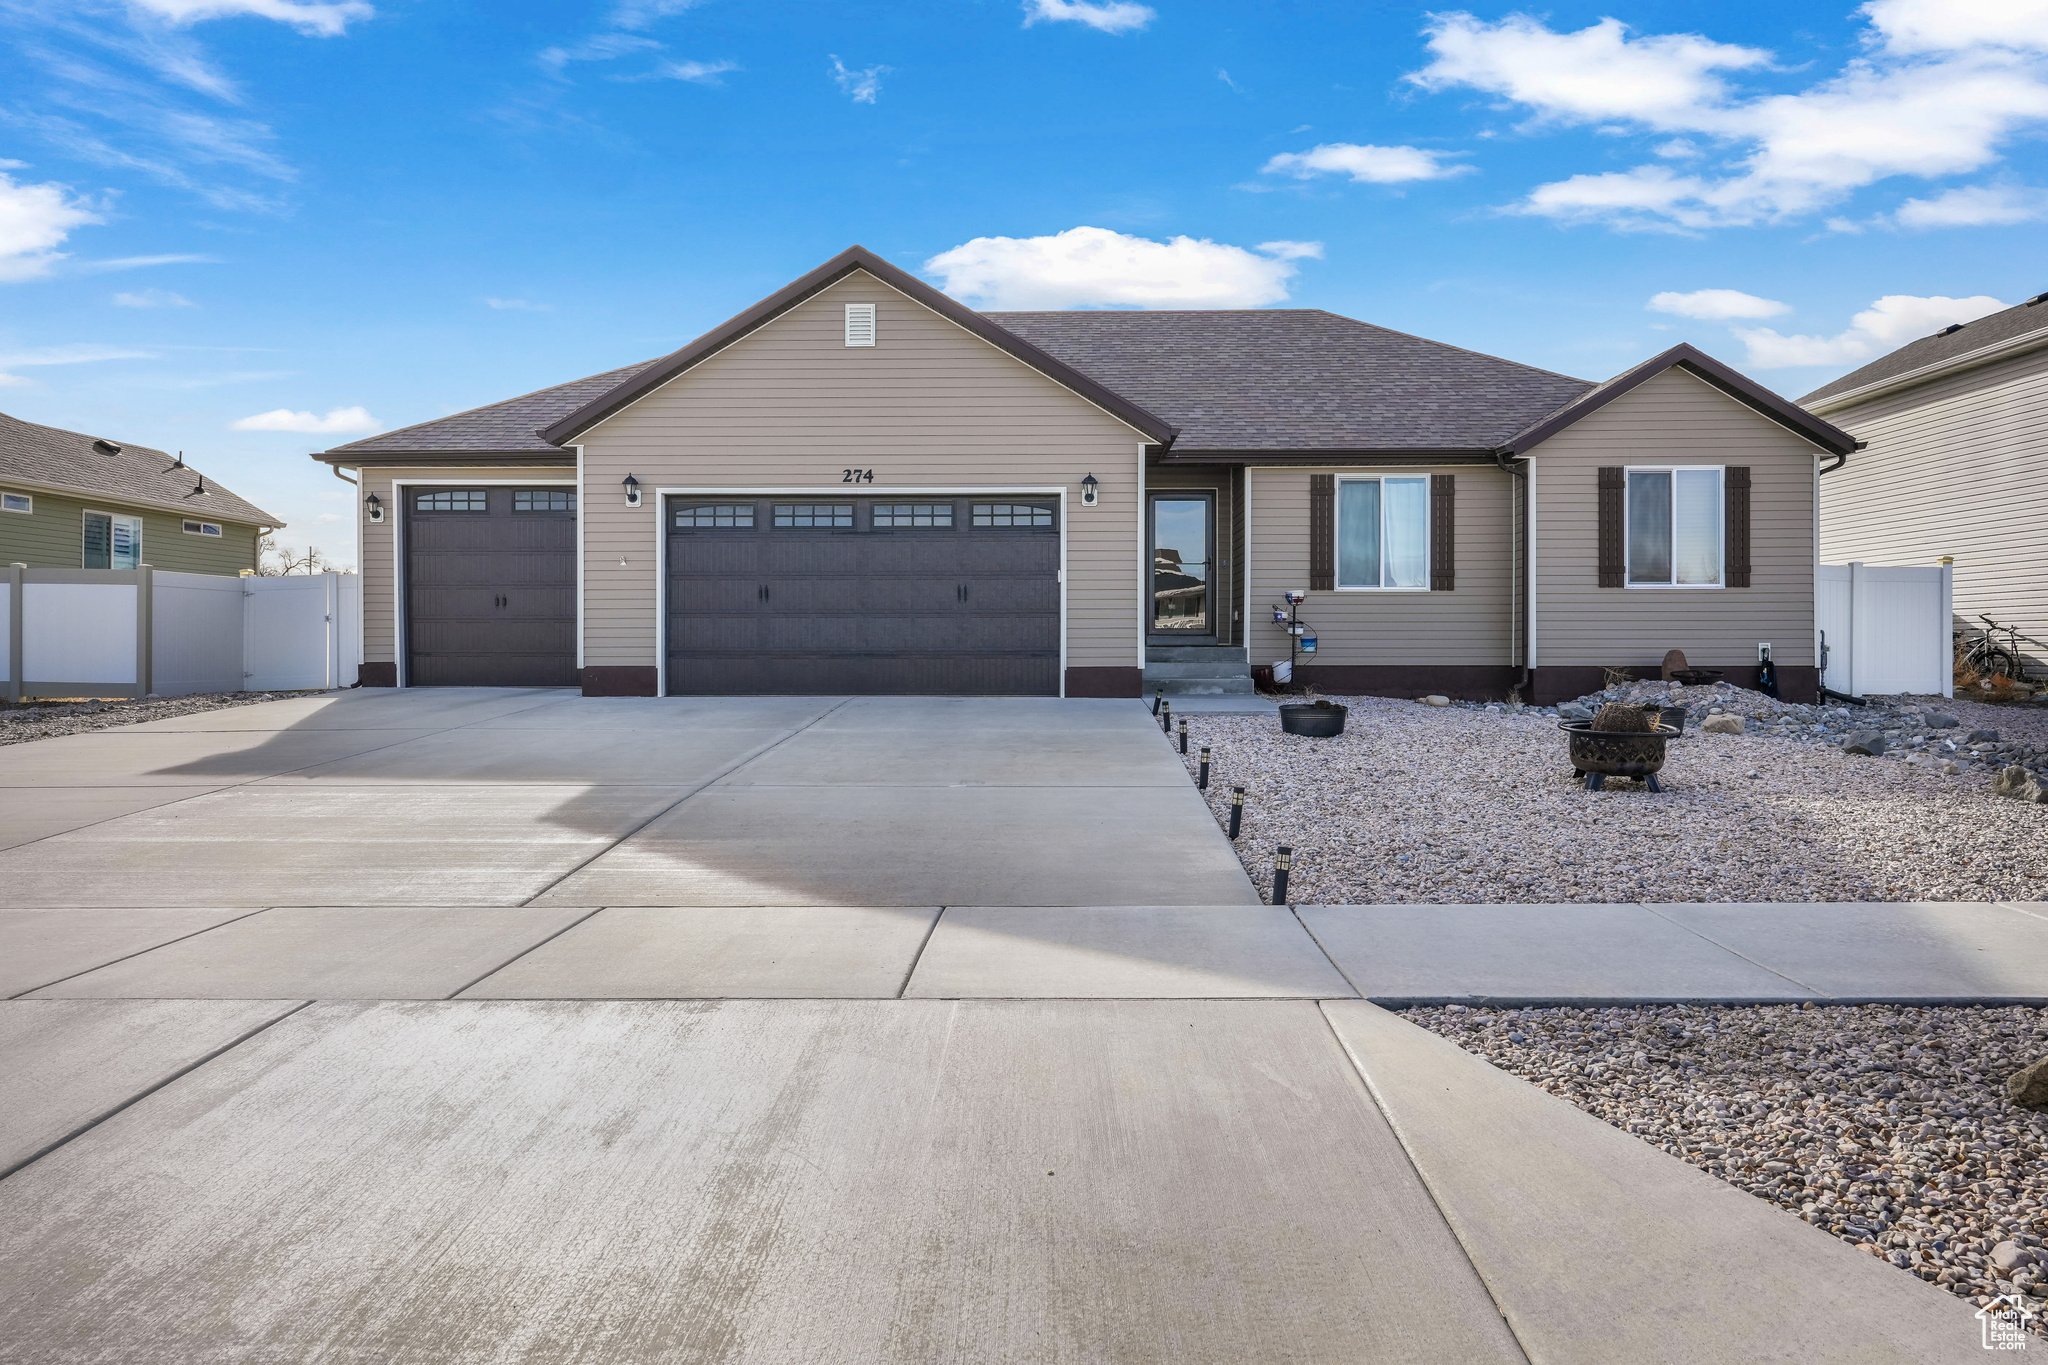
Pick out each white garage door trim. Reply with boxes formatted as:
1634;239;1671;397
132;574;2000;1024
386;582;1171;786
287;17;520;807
653;485;1070;697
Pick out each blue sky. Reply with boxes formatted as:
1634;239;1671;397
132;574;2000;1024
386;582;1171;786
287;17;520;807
3;0;2043;567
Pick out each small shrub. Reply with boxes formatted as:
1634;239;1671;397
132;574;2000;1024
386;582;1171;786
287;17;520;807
1591;702;1652;732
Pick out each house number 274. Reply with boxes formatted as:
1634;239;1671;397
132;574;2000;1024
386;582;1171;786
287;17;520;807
841;468;876;483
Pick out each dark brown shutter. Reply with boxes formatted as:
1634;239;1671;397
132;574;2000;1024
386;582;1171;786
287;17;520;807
1429;474;1455;591
1597;466;1625;588
1725;466;1751;588
1308;474;1335;592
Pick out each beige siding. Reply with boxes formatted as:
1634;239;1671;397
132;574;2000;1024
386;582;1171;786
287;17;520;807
1818;346;2048;666
1532;367;1818;668
354;465;573;666
0;485;260;575
1246;463;1515;666
577;272;1147;672
1148;463;1239;645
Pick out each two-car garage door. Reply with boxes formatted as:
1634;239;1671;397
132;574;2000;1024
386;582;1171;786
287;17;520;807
664;496;1060;695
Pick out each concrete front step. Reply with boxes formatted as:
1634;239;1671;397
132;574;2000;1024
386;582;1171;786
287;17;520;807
1145;676;1260;696
1143;659;1253;680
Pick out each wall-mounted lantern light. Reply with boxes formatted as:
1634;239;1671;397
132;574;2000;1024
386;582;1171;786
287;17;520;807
1080;473;1099;508
623;474;641;507
365;491;384;524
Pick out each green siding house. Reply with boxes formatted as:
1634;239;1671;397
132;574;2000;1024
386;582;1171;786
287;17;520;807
0;411;280;575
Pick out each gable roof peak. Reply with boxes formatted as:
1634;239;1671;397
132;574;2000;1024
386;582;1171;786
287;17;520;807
537;245;1178;446
1500;342;1856;457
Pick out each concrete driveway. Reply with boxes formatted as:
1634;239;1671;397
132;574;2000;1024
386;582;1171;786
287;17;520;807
0;691;1989;1362
0;689;1258;909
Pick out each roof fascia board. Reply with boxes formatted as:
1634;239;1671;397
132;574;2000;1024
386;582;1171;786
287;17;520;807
537;246;1179;447
308;451;576;468
1501;344;1856;457
0;471;280;527
1803;321;2048;415
1159;448;1500;465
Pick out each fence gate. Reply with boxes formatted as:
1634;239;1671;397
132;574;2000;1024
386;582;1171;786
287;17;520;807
1817;561;1953;698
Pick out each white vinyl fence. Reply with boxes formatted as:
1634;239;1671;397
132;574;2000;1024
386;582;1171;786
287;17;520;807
4;564;359;700
1817;561;1953;699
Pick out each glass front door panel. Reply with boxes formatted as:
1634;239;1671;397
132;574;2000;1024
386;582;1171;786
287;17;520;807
1151;496;1210;634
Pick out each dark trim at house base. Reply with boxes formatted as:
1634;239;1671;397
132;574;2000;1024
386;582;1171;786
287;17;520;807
582;666;660;697
1065;666;1142;698
1295;665;1521;702
358;662;397;688
1530;665;1819;706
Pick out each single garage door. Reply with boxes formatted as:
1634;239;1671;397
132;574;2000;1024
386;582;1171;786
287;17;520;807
665;496;1060;695
406;486;577;687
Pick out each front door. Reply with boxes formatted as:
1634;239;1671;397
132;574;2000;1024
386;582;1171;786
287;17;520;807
1149;493;1214;640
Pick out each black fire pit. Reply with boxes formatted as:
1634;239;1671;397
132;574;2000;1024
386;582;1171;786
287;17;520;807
1561;720;1679;792
1279;701;1348;737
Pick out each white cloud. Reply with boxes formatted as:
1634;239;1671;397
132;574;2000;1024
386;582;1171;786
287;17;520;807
0;170;103;281
1861;0;2048;55
1893;183;2048;227
113;287;195;306
82;253;221;271
1648;288;1790;320
229;405;379;433
1409;9;2048;231
829;55;888;104
1021;0;1154;35
540;33;662;73
0;342;154;385
651;59;736;83
1261;142;1474;184
1409;15;1771;129
1733;293;2007;368
126;0;374;38
607;0;700;29
483;297;551;311
924;226;1319;309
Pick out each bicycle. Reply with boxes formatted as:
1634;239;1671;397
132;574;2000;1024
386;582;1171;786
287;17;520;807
1959;614;2027;681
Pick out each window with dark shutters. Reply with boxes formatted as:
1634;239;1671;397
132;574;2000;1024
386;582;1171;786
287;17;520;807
1597;466;1625;587
1725;466;1751;588
1308;474;1335;591
1430;474;1455;591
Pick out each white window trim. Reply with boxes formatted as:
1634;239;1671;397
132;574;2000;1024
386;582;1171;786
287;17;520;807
1623;464;1726;591
82;508;144;570
1;491;30;514
183;519;223;536
1332;473;1432;593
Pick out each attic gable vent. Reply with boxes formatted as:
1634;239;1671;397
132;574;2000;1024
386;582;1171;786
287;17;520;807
844;303;877;348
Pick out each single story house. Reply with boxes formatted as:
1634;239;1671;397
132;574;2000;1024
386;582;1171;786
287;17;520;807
0;411;280;575
1805;291;2048;680
313;246;1854;703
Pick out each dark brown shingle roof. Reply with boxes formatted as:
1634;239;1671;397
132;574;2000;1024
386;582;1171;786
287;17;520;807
1800;294;2048;406
0;410;281;527
320;360;663;459
988;309;1595;453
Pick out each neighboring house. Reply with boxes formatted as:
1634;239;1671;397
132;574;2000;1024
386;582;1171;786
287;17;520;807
312;245;1853;703
0;411;280;575
1803;293;2048;678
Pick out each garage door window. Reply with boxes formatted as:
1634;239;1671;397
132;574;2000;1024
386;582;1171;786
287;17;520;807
971;502;1054;528
773;503;854;528
872;503;953;528
415;490;488;512
675;502;755;529
513;490;575;513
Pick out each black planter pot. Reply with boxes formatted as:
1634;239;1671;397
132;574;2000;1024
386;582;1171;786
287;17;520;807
1561;720;1678;791
1279;702;1348;737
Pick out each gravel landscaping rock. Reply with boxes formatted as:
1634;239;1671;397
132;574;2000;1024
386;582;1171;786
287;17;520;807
1408;1002;2048;1328
1176;691;2048;903
0;692;311;746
